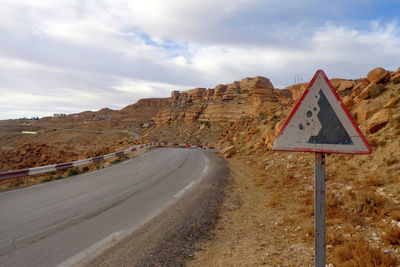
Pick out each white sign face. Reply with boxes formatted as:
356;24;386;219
273;70;371;154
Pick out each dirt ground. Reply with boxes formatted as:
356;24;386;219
189;149;400;266
189;154;315;266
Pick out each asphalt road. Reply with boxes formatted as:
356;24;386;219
0;148;219;267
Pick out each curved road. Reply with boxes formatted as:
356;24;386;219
0;148;222;267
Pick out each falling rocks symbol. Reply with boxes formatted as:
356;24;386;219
307;90;353;145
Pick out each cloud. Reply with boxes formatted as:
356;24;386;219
0;56;189;119
0;0;399;119
187;21;400;87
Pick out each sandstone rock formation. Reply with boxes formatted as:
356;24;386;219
367;109;390;133
367;67;390;83
351;78;370;98
342;96;354;108
359;83;384;99
384;96;400;108
221;145;236;158
156;76;291;124
338;80;355;92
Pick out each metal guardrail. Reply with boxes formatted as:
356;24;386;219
0;142;222;181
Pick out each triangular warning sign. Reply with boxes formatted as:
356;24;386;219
273;70;372;154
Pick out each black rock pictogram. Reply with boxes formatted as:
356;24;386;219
308;90;353;145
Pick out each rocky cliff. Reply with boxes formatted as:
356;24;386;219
155;76;292;124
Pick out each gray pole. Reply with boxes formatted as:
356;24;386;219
314;152;326;267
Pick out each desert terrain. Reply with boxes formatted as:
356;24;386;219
1;67;400;266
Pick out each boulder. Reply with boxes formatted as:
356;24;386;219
274;119;285;136
355;78;370;89
342;96;354;108
384;96;400;108
358;83;383;99
352;101;376;123
356;109;376;123
338;81;355;92
330;79;348;89
367;67;390;83
390;73;400;84
221;146;236;158
367;109;390;134
263;133;275;149
351;79;370;97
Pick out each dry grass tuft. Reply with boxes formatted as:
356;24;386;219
334;237;398;266
283;172;295;184
298;194;314;217
383;156;399;167
268;191;285;208
327;231;345;246
326;192;344;218
282;214;296;225
368;137;387;147
389;210;400;221
384;225;400;246
354;191;388;217
363;172;386;187
302;225;314;241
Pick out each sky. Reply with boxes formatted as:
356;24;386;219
0;0;400;119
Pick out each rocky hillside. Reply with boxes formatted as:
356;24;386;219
1;66;400;264
1;67;398;172
145;67;400;265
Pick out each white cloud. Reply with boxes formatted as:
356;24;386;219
0;0;399;119
112;78;184;95
124;0;252;40
186;22;400;87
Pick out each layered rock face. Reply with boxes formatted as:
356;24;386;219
156;76;292;124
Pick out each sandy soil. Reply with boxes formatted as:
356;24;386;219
188;154;314;266
189;149;400;266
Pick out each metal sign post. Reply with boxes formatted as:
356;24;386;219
314;152;326;267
